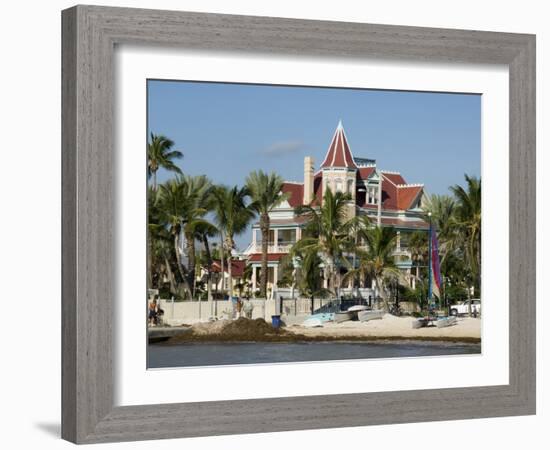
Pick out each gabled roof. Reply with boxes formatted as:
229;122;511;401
357;166;376;180
396;185;423;210
381;171;407;186
320;121;358;169
281;170;423;211
280;182;303;207
356;171;423;211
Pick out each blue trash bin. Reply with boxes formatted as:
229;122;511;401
271;315;281;328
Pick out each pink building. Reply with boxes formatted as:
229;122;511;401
244;121;429;295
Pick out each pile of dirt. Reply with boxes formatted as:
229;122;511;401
221;317;286;339
165;317;482;345
167;317;299;344
190;320;229;335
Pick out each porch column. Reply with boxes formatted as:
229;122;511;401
273;228;279;252
252;266;257;297
273;264;278;287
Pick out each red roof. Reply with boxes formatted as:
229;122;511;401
397;185;423;210
320;121;358;169
357;167;375;179
210;259;246;277
278;124;424;212
281;170;423;211
281;182;304;207
247;253;286;263
382;172;407;185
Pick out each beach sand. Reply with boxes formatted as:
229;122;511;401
164;315;481;344
289;314;481;341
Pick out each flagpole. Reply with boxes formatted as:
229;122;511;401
427;212;432;305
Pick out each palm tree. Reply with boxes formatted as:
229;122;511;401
147;133;183;190
345;221;401;311
179;175;213;298
157;175;213;298
156;178;191;296
423;194;456;266
297;249;330;314
408;230;428;286
147;185;179;294
211;185;255;297
194;220;218;305
450;175;481;299
292;188;354;295
246;170;289;299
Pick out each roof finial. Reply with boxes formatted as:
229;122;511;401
319;119;357;169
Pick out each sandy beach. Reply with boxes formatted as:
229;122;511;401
288;314;481;341
163;314;481;344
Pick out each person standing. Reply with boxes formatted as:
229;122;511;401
148;298;158;326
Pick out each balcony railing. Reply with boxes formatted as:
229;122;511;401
246;241;296;254
357;244;410;256
244;241;411;259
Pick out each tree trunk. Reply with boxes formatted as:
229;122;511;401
219;233;225;296
226;235;233;298
174;234;192;298
260;214;270;299
227;252;233;297
376;277;390;312
164;257;177;296
326;258;335;297
185;231;196;299
153;170;157;191
147;233;153;290
203;235;213;303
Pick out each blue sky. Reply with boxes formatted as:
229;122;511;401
147;80;480;249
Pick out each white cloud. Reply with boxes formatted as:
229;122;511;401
261;140;305;156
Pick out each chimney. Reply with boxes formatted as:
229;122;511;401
303;156;314;204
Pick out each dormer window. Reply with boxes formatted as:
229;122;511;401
367;186;378;204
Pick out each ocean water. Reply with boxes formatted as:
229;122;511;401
148;341;481;368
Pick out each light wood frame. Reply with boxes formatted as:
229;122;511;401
62;5;536;444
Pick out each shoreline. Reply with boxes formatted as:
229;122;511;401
158;315;481;346
158;335;481;345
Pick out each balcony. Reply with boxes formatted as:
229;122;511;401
356;243;410;256
245;241;296;254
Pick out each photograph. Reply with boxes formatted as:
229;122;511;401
1;1;541;447
146;80;482;368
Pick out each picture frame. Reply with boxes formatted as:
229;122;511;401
61;5;536;444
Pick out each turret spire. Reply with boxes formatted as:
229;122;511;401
320;121;358;169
